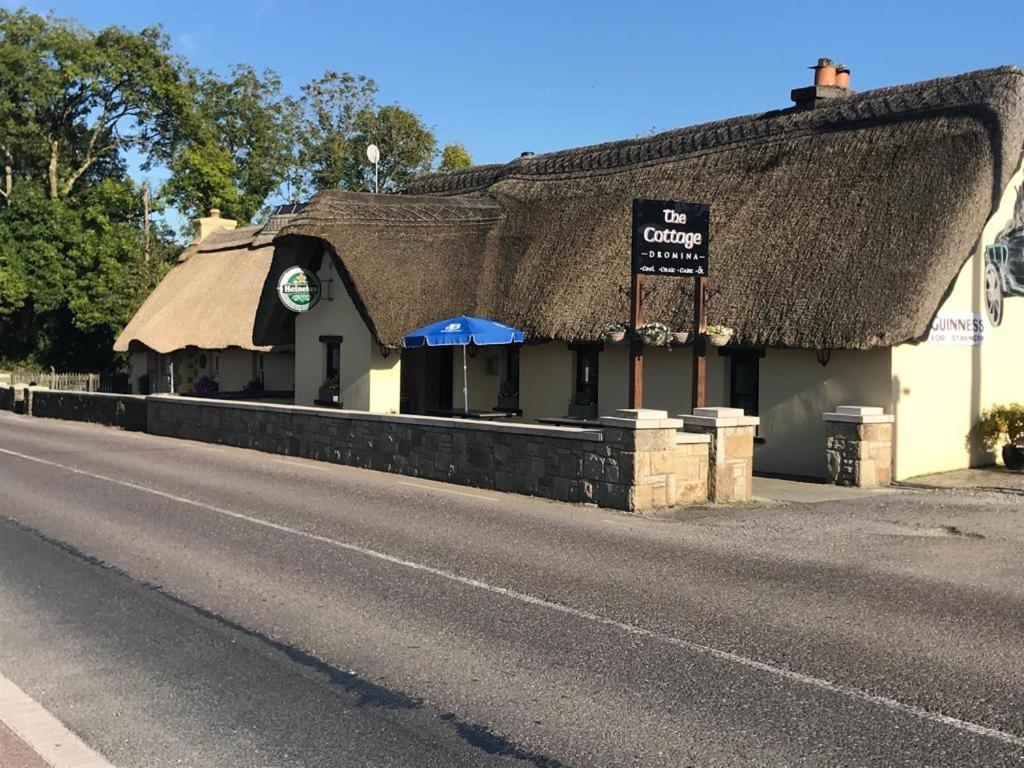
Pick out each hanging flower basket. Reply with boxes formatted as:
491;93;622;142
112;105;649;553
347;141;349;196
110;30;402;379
636;322;671;347
670;331;690;346
704;325;734;347
601;323;629;344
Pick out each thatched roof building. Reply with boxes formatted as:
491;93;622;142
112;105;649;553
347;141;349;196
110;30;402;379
116;211;295;354
257;65;1024;351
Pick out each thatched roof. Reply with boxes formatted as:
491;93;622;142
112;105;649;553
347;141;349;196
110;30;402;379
115;213;296;353
258;66;1024;350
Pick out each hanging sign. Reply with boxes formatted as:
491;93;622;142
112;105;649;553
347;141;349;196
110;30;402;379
928;311;986;346
631;199;710;277
277;266;321;313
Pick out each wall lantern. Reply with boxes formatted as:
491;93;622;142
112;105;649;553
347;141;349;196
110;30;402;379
378;343;391;359
816;348;831;367
467;342;478;359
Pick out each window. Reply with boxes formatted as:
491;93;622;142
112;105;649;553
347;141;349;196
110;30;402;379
729;352;760;416
499;346;520;408
326;343;339;381
573;346;600;406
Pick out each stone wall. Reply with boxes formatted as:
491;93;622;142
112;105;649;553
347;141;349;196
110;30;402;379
147;397;711;512
682;407;760;502
824;406;894;487
30;390;148;431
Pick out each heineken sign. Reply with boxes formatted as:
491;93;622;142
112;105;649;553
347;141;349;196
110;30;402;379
277;266;321;312
631;199;710;277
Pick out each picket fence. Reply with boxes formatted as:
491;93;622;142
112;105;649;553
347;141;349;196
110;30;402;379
0;371;102;392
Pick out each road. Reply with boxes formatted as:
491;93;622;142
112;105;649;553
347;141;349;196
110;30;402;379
1;410;1023;766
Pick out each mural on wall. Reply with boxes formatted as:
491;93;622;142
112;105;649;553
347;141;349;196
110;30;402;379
985;181;1024;327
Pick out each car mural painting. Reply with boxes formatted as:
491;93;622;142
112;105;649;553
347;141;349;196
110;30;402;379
984;229;1024;326
985;184;1024;327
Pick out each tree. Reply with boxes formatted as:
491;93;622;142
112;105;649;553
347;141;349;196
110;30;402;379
0;10;182;370
296;71;377;193
438;143;473;173
346;105;436;192
164;65;300;223
0;9;192;200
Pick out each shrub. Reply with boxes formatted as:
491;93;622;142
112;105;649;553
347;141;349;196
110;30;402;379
971;404;1024;450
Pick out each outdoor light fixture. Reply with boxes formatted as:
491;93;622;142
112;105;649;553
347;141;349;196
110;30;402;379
467;342;478;359
378;343;390;359
816;348;831;367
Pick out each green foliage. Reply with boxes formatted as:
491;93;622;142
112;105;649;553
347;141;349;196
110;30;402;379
165;65;299;223
438;143;473;173
0;8;191;199
971;404;1024;450
0;8;470;371
0;178;173;369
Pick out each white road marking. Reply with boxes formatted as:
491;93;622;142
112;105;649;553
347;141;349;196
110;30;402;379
270;457;333;471
0;670;116;768
397;481;497;501
2;445;1023;749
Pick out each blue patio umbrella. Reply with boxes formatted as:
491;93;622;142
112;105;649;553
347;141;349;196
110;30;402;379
402;316;525;413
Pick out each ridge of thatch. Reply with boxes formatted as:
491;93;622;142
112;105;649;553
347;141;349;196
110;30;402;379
259;65;1024;351
115;213;297;353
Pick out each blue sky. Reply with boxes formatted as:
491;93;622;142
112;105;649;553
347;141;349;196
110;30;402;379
11;0;1024;175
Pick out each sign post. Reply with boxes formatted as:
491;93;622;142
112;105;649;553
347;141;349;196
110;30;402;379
629;199;710;410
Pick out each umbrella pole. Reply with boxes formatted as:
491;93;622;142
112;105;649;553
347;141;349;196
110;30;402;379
462;345;469;413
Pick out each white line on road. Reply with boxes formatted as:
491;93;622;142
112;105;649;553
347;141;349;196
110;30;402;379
270;457;334;471
0;669;116;768
2;445;1023;749
398;480;497;501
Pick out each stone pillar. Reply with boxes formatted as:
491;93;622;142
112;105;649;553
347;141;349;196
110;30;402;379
13;385;32;416
600;409;711;512
680;407;759;502
823;406;894;487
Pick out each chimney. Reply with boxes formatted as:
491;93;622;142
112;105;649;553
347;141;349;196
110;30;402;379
835;64;851;90
790;57;854;109
192;207;237;244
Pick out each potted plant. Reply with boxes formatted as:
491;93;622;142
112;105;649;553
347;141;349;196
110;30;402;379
970;404;1024;470
704;324;734;347
601;323;629;344
497;380;519;411
670;330;690;345
318;374;340;404
195;375;219;395
635;322;671;347
568;391;597;420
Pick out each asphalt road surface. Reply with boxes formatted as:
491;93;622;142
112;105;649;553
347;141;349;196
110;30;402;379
1;410;1023;767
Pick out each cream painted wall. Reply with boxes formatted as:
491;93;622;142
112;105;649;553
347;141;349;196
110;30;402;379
294;257;400;411
892;161;1024;479
218;349;252;391
129;351;148;393
597;344;728;417
449;346;503;412
519;343;573;419
756;348;893;478
260;350;295;391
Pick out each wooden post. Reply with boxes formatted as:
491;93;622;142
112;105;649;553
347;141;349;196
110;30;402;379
691;275;707;409
628;272;644;408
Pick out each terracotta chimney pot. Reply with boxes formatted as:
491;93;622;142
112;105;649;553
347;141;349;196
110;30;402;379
835;65;851;90
811;57;836;87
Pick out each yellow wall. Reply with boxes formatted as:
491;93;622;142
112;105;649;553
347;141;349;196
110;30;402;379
597;344;728;417
449;346;505;412
519;343;573;419
294;257;401;411
892;160;1024;479
756;348;893;478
